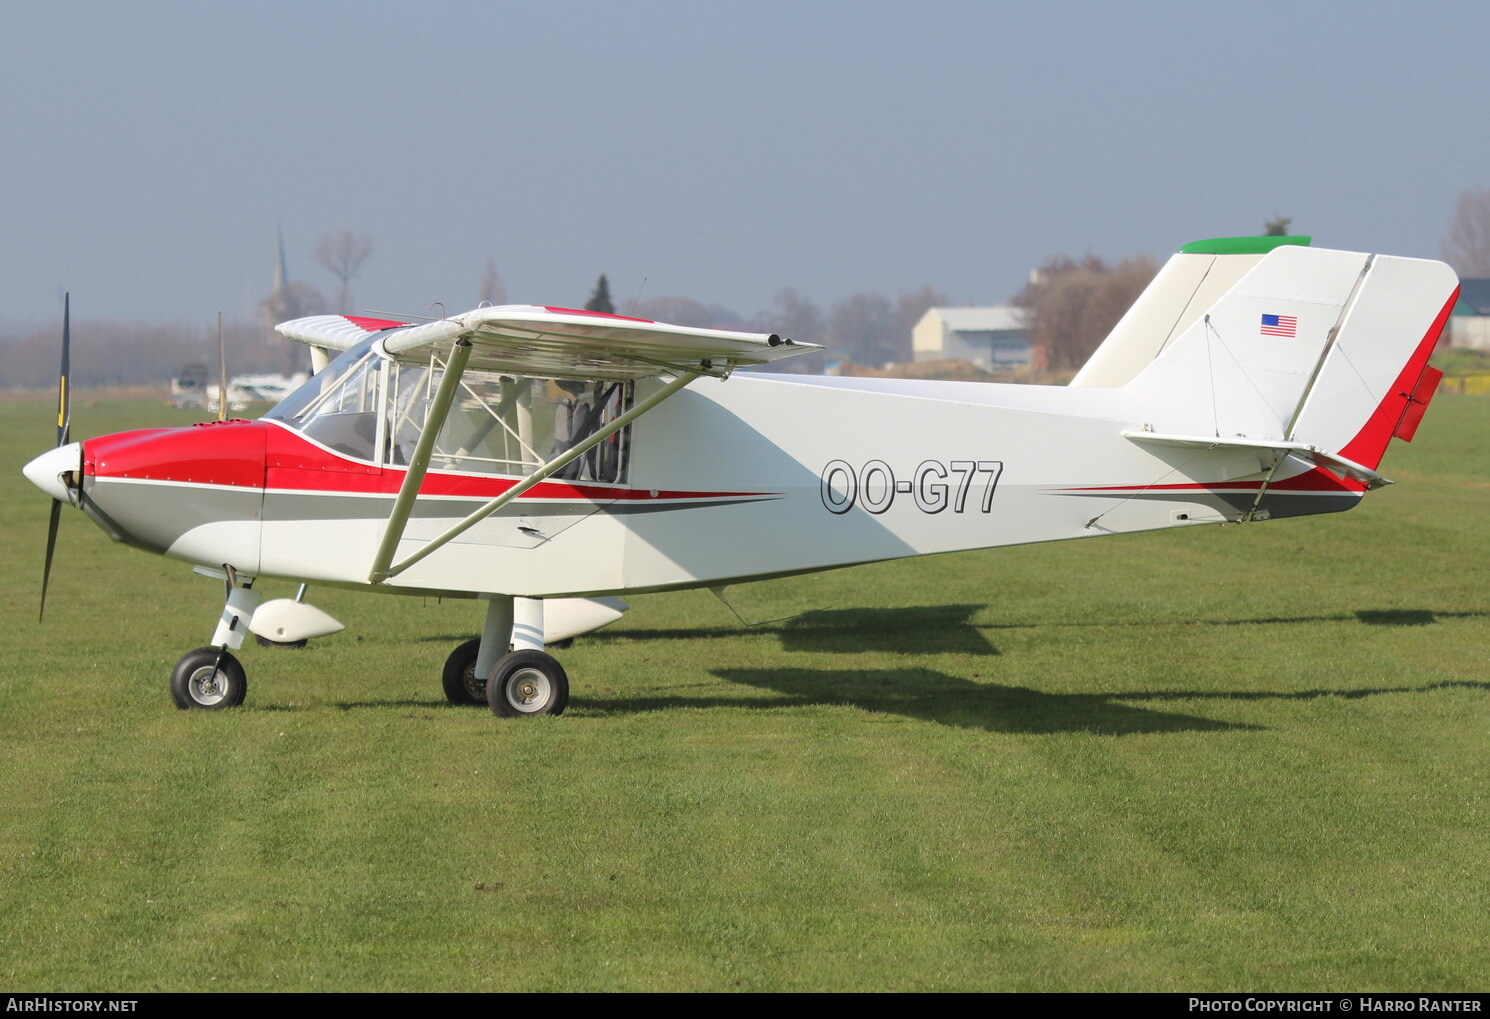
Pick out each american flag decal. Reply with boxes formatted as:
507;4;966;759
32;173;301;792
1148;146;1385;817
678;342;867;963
1260;313;1298;337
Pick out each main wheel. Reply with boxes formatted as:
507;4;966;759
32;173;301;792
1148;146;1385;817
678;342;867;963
487;650;569;718
441;638;486;706
170;647;247;710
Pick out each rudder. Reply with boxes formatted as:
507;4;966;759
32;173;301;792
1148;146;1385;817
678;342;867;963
1287;254;1458;470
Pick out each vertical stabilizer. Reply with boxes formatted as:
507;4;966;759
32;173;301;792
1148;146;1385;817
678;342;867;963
1070;236;1311;388
1121;244;1372;442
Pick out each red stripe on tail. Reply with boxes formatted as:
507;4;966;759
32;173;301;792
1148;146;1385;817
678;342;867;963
1337;287;1457;470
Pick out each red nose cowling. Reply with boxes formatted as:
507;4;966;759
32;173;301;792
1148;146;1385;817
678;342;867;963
83;420;270;487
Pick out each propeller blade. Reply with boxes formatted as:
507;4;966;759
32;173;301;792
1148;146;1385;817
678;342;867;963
39;497;61;623
57;293;71;447
42;295;73;621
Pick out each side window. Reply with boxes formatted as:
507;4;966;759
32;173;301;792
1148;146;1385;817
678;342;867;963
548;380;631;483
383;361;633;484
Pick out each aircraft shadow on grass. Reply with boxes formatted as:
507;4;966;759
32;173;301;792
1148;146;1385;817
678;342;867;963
579;673;1490;737
387;606;1488;730
587;605;1488;648
576;604;1490;735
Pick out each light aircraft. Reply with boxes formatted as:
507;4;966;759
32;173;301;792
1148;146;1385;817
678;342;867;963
23;236;1457;717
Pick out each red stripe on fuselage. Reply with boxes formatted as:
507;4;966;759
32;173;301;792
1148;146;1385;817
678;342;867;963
85;419;769;502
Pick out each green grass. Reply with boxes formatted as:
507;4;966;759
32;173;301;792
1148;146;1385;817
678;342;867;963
1432;345;1490;376
1;394;1487;991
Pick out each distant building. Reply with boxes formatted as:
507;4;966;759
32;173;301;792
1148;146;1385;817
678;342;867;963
1447;279;1490;349
911;306;1033;372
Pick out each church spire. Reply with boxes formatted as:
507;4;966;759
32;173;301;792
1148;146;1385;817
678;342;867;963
272;227;288;294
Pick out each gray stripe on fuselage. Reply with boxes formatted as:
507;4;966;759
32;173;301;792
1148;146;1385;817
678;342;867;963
1051;488;1360;520
261;490;777;521
83;478;263;553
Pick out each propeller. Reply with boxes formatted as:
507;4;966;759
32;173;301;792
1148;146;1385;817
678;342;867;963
39;293;72;623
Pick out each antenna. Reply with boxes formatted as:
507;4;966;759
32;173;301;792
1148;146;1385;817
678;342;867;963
628;277;648;317
217;312;227;421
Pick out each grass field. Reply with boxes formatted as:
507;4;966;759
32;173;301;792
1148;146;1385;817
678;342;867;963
1;394;1487;992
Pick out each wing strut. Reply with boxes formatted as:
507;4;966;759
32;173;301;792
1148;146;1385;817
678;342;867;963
369;338;475;584
370;367;704;584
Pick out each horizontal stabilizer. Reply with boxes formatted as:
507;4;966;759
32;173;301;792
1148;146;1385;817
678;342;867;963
1121;430;1390;489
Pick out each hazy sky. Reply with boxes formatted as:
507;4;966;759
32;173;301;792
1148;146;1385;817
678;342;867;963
4;0;1488;331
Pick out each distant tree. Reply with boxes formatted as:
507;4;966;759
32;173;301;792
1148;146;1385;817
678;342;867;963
761;288;824;344
260;280;327;326
1443;187;1490;277
313;230;374;314
0;315;308;389
1012;254;1158;372
479;259;507;306
1265;216;1292;236
584;274;615;314
747;288;827;373
828;292;896;367
634;296;746;329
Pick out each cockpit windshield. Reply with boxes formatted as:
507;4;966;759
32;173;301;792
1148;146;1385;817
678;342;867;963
265;338;633;484
264;337;382;460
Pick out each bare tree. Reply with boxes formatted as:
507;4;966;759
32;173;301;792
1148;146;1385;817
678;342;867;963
313;230;375;314
0;315;313;389
1013;254;1157;372
828;292;896;367
1443;187;1490;277
748;288;827;373
478;259;506;306
634;296;746;329
761;288;825;344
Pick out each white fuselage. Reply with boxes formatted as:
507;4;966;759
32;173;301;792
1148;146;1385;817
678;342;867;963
50;243;1458;602
75;371;1354;600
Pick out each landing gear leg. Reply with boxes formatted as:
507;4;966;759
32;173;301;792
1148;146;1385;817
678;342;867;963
487;598;569;718
171;574;259;710
441;596;514;706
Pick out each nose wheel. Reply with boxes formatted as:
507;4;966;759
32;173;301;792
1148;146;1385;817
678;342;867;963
170;647;248;710
487;650;569;717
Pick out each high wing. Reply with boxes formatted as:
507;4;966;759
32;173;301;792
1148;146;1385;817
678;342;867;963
275;305;820;586
277;305;819;380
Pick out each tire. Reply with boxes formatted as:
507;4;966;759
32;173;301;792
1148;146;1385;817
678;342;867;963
487;650;569;718
441;638;486;706
170;647;247;710
254;634;308;649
